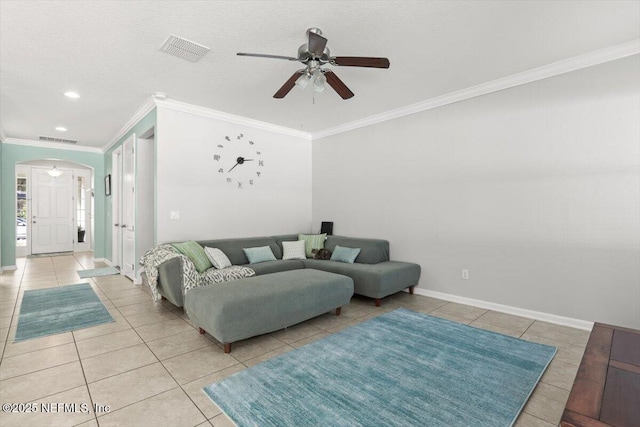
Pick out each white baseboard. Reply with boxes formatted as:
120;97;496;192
410;287;594;331
96;258;112;266
1;265;17;272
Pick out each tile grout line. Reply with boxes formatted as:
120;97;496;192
94;280;215;422
70;330;100;427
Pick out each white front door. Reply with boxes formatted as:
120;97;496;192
121;135;136;279
31;167;74;254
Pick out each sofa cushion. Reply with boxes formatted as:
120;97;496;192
172;241;212;273
330;245;361;264
204;247;232;269
243;246;277;264
272;234;299;254
324;236;389;264
197;237;282;265
282;240;306;260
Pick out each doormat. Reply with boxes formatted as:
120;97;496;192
28;252;74;258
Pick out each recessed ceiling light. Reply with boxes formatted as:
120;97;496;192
55;126;67;132
64;91;80;99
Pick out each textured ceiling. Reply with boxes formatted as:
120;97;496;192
1;1;638;148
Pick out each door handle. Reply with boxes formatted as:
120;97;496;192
121;224;126;228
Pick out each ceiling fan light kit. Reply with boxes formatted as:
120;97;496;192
237;28;389;99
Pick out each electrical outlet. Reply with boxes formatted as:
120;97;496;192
462;269;469;280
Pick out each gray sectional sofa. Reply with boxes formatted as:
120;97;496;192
154;234;421;308
154;234;420;353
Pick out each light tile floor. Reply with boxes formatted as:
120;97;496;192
0;253;590;427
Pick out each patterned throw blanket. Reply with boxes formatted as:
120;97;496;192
139;244;255;301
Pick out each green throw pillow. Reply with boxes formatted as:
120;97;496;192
298;233;327;258
172;241;212;273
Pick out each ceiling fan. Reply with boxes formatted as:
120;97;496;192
237;28;390;100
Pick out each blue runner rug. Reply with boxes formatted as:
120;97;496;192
77;266;120;279
204;308;556;427
15;283;114;342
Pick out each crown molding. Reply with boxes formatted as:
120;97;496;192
155;98;313;140
4;138;103;153
312;39;640;140
101;96;157;153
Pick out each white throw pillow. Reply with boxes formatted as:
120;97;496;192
204;247;232;269
282;240;306;260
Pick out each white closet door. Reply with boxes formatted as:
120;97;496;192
121;134;136;279
111;147;123;268
31;168;74;254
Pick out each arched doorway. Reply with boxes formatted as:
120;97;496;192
16;159;94;257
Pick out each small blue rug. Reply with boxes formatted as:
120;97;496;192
77;266;120;279
204;309;556;427
15;283;114;342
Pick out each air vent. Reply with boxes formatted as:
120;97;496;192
159;34;210;62
39;136;78;144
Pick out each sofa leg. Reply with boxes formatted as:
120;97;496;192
199;327;205;335
375;298;381;307
335;307;342;316
409;286;414;295
224;343;232;353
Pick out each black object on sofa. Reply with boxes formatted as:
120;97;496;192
154;234;421;307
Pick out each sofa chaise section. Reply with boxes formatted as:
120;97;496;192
302;259;420;306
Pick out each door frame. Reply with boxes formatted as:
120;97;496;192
15;165;30;258
121;134;136;280
15;162;94;257
74;169;92;252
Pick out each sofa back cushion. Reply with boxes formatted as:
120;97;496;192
324;236;389;264
197;237;282;265
271;234;299;255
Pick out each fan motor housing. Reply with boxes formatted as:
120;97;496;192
298;44;330;63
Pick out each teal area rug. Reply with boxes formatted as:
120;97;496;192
15;283;114;342
204;308;556;427
77;266;120;279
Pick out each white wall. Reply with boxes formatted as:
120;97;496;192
156;107;312;243
312;55;640;328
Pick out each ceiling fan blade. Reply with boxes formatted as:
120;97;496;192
331;56;390;68
324;71;354;99
273;72;303;98
308;31;328;57
237;52;298;61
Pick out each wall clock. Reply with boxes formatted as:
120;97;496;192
214;133;264;189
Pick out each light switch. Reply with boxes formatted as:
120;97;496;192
169;211;180;220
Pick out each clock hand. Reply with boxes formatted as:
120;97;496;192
228;157;254;172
